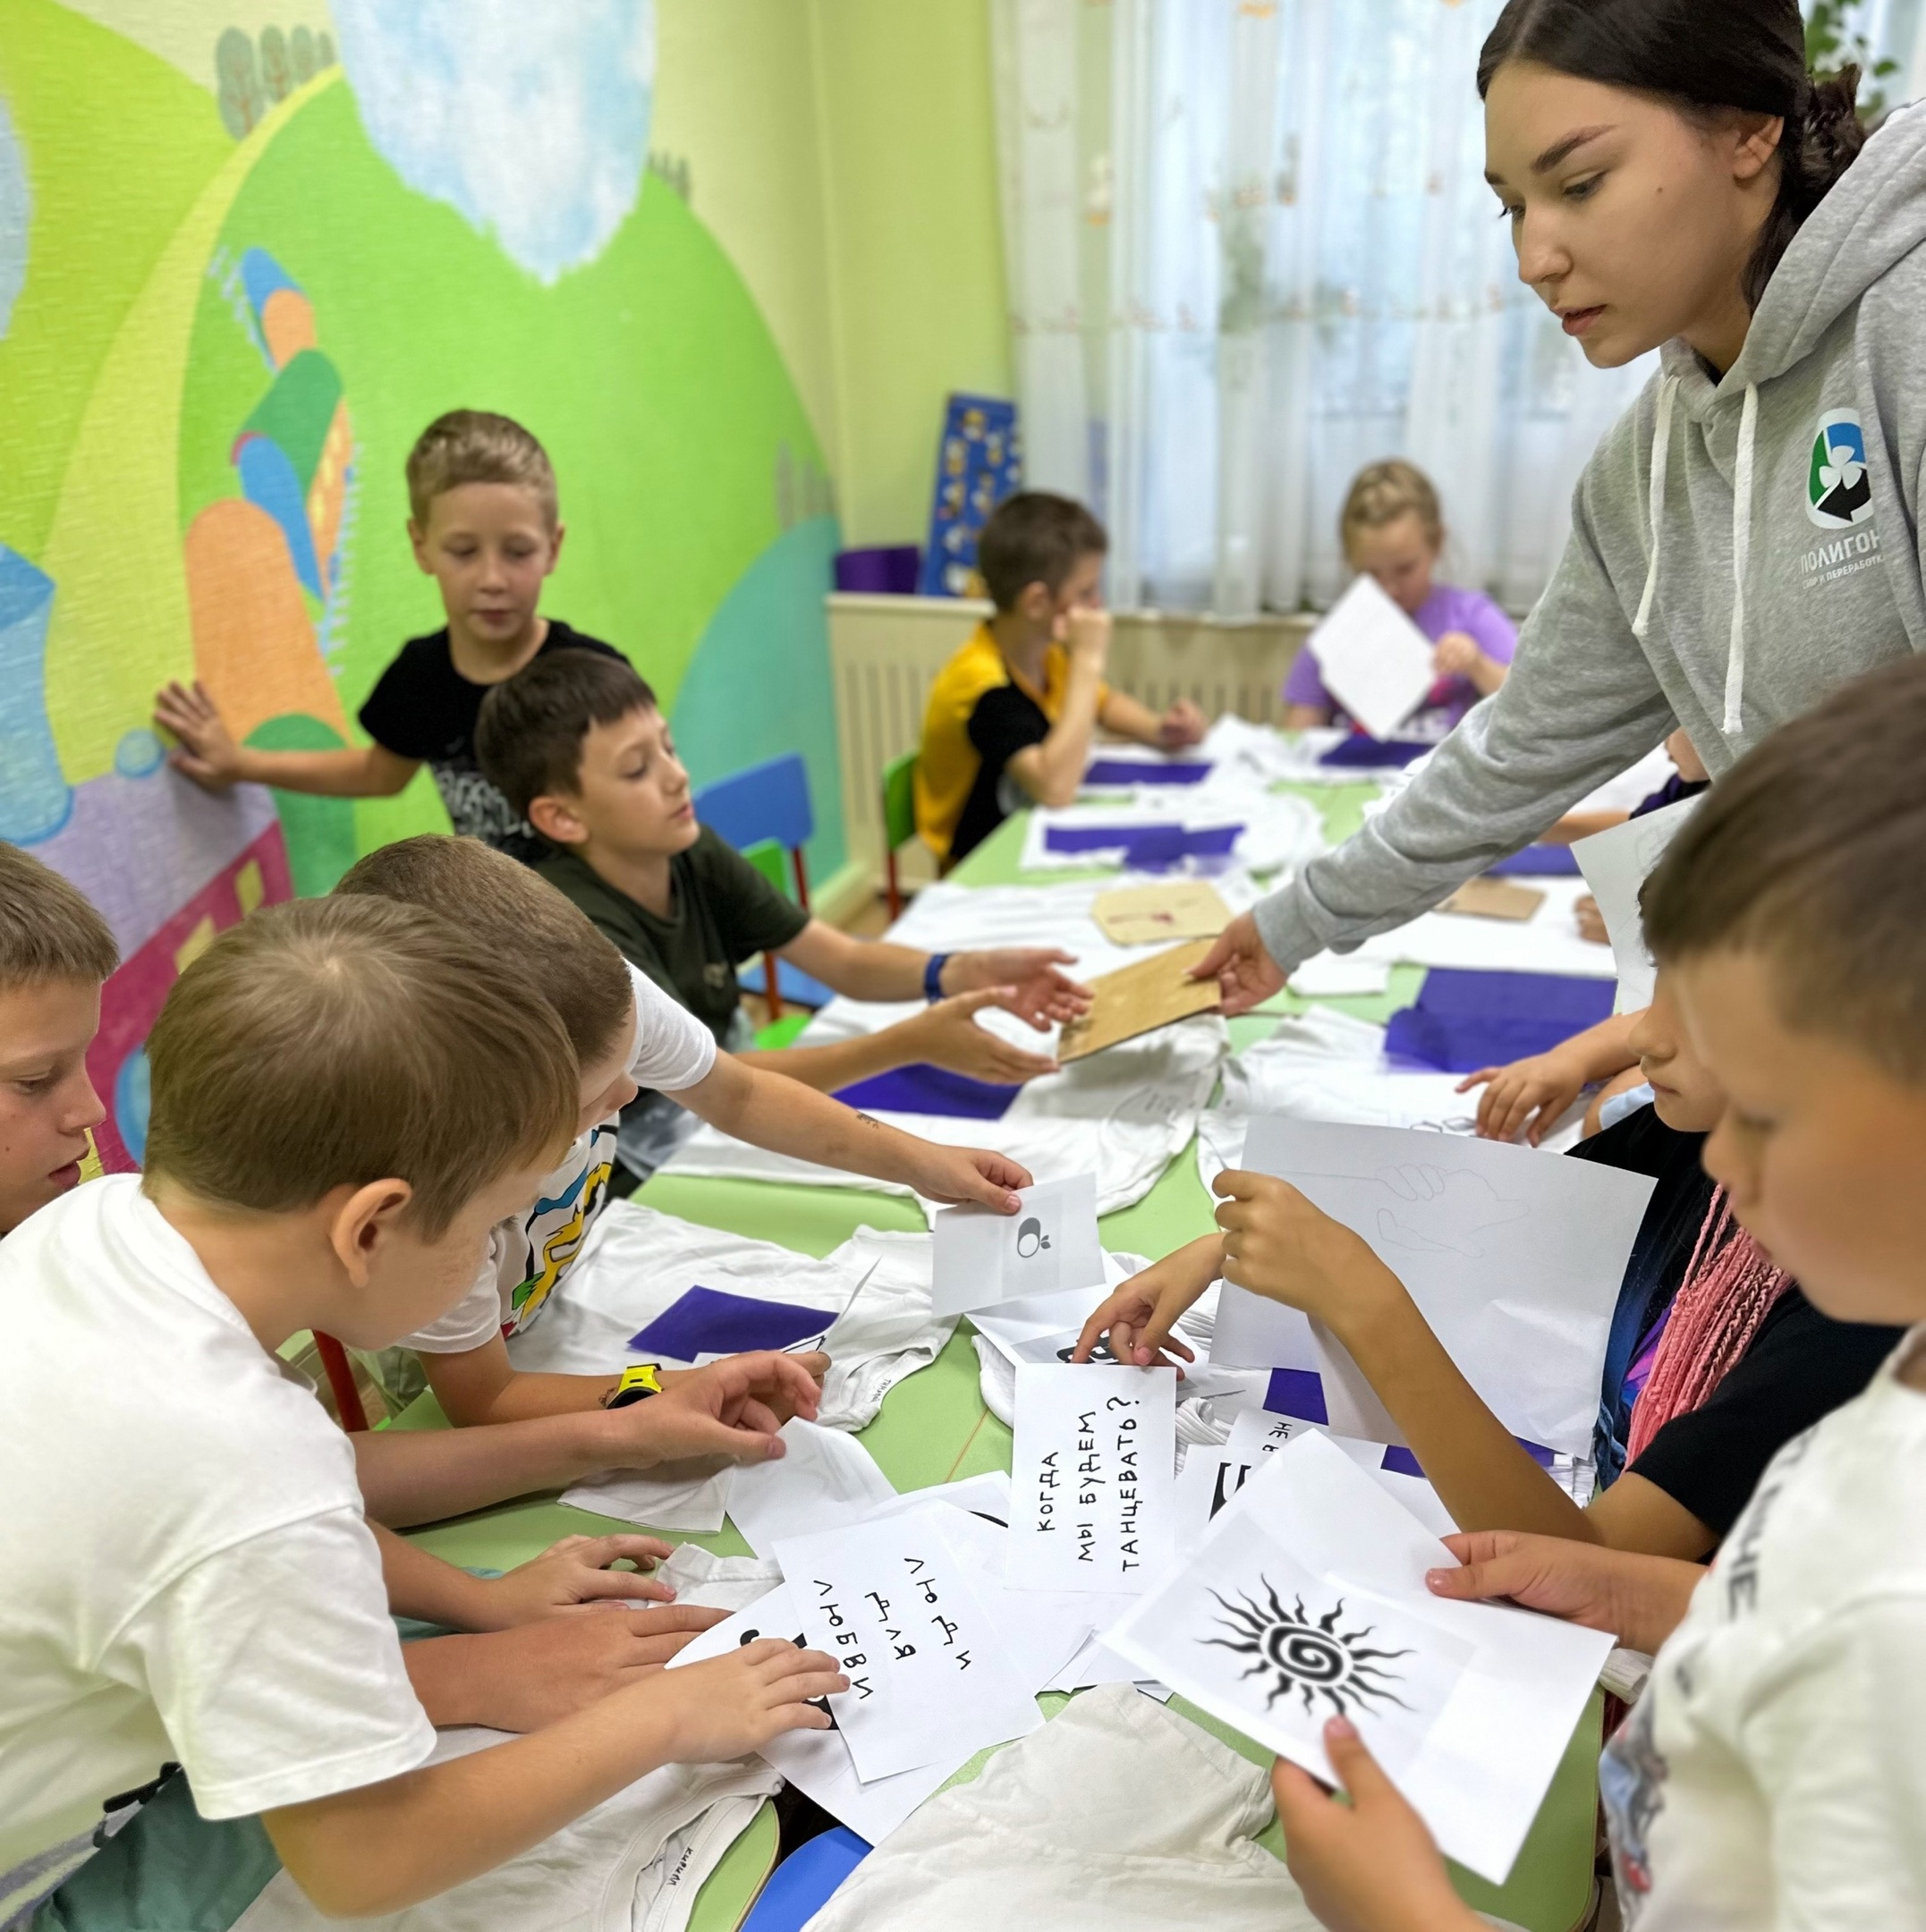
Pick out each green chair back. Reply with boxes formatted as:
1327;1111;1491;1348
881;750;918;852
742;837;792;900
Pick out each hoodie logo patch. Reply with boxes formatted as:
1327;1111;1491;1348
1806;411;1874;530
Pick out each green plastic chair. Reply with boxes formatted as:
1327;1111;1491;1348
881;750;919;919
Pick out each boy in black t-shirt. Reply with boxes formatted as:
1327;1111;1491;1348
473;649;1093;1182
154;411;624;860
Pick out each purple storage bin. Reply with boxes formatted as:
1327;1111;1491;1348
835;547;921;595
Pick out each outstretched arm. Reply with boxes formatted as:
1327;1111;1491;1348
155;681;420;798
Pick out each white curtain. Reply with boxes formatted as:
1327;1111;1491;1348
993;0;1652;620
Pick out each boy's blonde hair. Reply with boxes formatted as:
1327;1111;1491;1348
0;843;120;990
1340;460;1444;555
334;835;632;1068
406;410;558;530
142;897;577;1237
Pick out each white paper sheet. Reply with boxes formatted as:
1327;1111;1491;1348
1006;1363;1176;1594
667;1580;963;1844
773;1504;1043;1783
1210;1117;1656;1456
1105;1431;1616;1885
1302;575;1439;741
1573;795;1702;1013
1353;876;1616;979
1287;953;1395;998
558;1462;734;1534
931;1174;1106;1317
725;1418;897;1557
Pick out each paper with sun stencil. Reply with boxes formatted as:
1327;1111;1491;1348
1105;1430;1615;1885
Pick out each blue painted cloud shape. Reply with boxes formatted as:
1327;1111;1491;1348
0;99;29;340
331;0;654;284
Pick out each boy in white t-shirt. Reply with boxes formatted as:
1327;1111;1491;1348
334;835;1034;1431
1265;658;1926;1930
0;895;844;1919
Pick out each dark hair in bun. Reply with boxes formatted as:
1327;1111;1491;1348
1480;0;1868;309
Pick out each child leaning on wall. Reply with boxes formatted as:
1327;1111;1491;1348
1283;460;1517;742
0;894;845;1922
153;410;625;860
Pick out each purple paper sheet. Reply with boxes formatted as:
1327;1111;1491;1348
1083;758;1214;787
628;1285;838;1360
832;1062;1021;1122
1318;735;1431;770
1384;968;1616;1072
1043;822;1243;872
1487;844;1582;877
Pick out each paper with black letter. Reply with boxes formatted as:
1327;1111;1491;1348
1573;794;1701;1013
1007;1363;1176;1593
1302;573;1438;742
1210;1117;1654;1456
667;1580;962;1843
725;1417;896;1557
930;1174;1105;1318
773;1504;1042;1782
1106;1430;1615;1885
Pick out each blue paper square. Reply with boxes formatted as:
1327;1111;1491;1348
628;1286;838;1360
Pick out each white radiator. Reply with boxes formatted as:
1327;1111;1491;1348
827;593;1314;883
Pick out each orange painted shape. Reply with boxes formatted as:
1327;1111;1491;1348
261;287;317;369
183;498;349;742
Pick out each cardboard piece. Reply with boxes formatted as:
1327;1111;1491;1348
1438;877;1546;923
1089;881;1234;947
1057;938;1221;1062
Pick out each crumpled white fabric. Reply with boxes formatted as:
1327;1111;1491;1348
800;1683;1319;1932
231;1564;782;1932
513;1202;950;1430
665;1018;1229;1224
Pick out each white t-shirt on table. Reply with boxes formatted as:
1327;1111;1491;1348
0;1177;437;1879
1602;1326;1926;1927
403;967;717;1353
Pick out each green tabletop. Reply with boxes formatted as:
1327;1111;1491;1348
55;782;1599;1932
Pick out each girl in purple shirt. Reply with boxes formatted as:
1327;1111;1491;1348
1283;460;1519;741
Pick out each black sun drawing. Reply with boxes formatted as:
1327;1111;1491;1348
1201;1580;1416;1719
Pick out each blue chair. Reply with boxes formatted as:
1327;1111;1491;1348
739;1826;870;1932
696;758;827;1020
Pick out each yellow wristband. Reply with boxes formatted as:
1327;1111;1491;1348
604;1362;664;1410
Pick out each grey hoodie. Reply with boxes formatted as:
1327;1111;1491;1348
1253;104;1926;975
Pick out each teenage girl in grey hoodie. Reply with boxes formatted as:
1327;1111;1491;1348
1198;0;1920;1013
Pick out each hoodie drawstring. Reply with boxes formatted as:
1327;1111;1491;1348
1632;374;1679;641
1724;382;1760;738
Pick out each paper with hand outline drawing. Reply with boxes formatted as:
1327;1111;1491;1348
1573;794;1702;1013
1007;1363;1176;1593
1105;1430;1615;1885
1302;574;1439;741
773;1504;1042;1782
930;1174;1105;1318
1210;1117;1655;1456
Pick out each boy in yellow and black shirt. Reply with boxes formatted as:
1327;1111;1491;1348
915;492;1206;865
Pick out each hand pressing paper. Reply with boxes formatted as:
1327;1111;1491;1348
773;1504;1043;1783
1008;1362;1176;1593
725;1417;896;1557
1573;793;1701;1013
668;1580;963;1844
931;1174;1105;1318
1302;575;1438;743
1105;1430;1615;1885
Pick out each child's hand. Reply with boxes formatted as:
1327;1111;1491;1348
1430;632;1485;680
1575;893;1609;945
1064;607;1112;667
1425;1530;1693;1654
652;1640;847;1762
1156;698;1208;748
897;991;1062;1085
1071;1240;1218;1368
412;1606;730;1733
1212;1170;1404;1336
603;1352;826;1469
153;680;244;791
1272;1720;1478;1932
943;949;1092;1026
895;1140;1032;1212
479;1534;678;1626
1455;1042;1587;1145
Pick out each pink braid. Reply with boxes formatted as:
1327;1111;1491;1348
1625;1188;1790;1464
